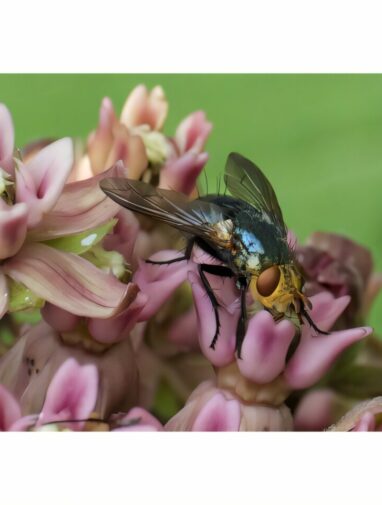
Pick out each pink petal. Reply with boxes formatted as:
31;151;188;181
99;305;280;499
0;384;21;431
133;250;190;321
120;85;168;131
39;358;98;430
167;306;199;350
87;97;116;174
41;303;81;332
307;291;351;331
284;326;371;389
293;389;337;431
159;151;208;195
0;103;14;173
113;407;163;431
0;273;8;318
189;270;238;367
191;392;241;431
3;243;136;318
237;311;296;384
175;111;212;154
103;209;140;265
15;138;73;228
87;291;147;343
0;202;28;259
27;161;126;241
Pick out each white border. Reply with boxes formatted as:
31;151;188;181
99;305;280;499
1;0;382;72
0;433;381;504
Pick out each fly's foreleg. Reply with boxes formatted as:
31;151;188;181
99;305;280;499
198;263;234;350
145;238;194;265
235;276;249;359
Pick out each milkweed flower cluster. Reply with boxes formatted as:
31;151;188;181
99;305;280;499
0;85;379;431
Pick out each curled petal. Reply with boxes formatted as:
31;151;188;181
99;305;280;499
0;384;21;431
103;209;140;265
191;391;241;431
0;202;28;260
120;84;168;131
0;103;14;173
87;291;147;344
330;397;382;432
38;358;98;430
133;250;190;321
284;326;371;389
159;151;208;195
3;243;136;318
237;311;295;384
175;111;212;154
27;161;126;241
15;138;73;228
307;292;351;331
0;273;8;318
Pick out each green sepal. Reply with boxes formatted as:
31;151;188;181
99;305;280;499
8;280;44;312
81;244;130;281
43;219;117;255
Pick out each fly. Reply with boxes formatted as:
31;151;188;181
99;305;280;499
100;152;327;357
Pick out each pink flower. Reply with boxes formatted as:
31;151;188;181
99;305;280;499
0;384;22;431
35;358;98;430
293;389;339;431
160;111;212;195
0;320;139;418
120;85;168;131
135;249;371;392
0;107;135;320
165;381;293;431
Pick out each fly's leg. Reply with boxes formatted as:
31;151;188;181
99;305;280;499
145;239;194;265
235;276;249;359
198;263;234;350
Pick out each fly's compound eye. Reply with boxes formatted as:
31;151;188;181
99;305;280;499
256;265;281;297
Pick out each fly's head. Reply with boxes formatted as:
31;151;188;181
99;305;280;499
249;262;311;321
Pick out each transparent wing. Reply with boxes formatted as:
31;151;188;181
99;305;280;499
100;177;226;240
224;152;287;236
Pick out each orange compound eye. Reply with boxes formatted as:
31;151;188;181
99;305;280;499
256;265;281;297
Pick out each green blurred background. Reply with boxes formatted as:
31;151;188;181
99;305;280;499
1;74;381;328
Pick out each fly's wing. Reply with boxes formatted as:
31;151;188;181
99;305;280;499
100;177;226;241
224;152;287;237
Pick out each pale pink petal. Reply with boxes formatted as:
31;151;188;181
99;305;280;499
294;389;338;431
237;311;296;384
189;270;238;367
133;250;190;321
15;138;73;228
354;412;376;432
159;151;208;195
9;414;39;432
87;97;116;174
120;85;168;131
175;111;212;154
0;202;28;259
88;291;147;343
38;358;98;430
27;161;126;241
284;326;371;389
0;273;8;318
41;303;81;332
308;291;351;331
0;103;14;173
191;392;241;431
113;407;163;431
3;243;136;318
0;384;21;431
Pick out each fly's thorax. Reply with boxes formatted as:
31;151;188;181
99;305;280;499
249;263;304;315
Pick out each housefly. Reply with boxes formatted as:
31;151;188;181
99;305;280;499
100;152;327;357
